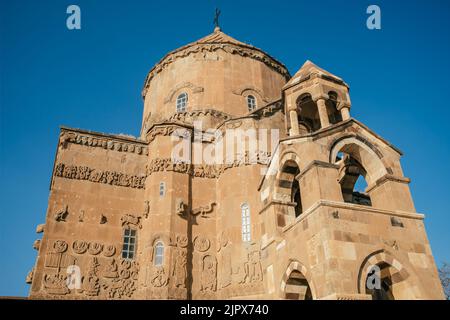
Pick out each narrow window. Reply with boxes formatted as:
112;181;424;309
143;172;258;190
247;95;257;112
241;203;251;242
154;241;164;266
176;92;188;113
159;182;165;197
122;229;137;260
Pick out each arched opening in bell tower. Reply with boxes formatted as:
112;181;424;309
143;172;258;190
336;152;372;206
280;160;303;217
296;93;321;133
326;91;343;125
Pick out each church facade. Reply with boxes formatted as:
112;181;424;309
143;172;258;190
27;26;445;300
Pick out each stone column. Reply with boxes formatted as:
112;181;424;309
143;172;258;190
288;105;300;136
316;98;330;129
340;106;351;120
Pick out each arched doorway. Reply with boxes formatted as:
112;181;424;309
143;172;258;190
280;261;314;300
284;270;313;300
359;251;418;300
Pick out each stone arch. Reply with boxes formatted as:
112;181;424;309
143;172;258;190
295;93;322;132
233;85;269;104
273;152;301;204
163;81;204;104
357;250;422;300
329;134;388;187
280;260;316;300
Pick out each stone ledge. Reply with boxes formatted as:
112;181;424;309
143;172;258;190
281;200;424;233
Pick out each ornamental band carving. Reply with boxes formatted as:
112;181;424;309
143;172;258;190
145;151;271;179
54;163;146;189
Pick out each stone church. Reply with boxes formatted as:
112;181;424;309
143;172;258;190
27;26;445;300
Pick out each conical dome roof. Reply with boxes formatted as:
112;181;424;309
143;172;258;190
142;28;290;97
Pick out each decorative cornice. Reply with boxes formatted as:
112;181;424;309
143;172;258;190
167;109;232;123
59;128;148;156
54;163;146;189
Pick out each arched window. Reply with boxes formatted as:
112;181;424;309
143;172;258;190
154;241;164;266
241;203;251;242
247;95;257;112
176;92;188;113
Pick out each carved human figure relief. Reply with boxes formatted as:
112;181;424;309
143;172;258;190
218;236;232;288
200;255;217;292
172;249;187;288
82;257;100;296
244;250;263;283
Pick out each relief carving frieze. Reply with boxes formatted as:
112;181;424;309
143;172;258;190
145;151;271;179
54;163;146;189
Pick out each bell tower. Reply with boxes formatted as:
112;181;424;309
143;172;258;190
258;60;445;300
284;60;351;136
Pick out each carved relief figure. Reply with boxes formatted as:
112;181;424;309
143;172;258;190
121;214;142;229
143;200;150;218
54;205;69;222
176;199;187;217
218;235;232;288
83;257;100;296
151;267;169;288
194;236;210;252
172;249;187;288
72;240;88;254
43;274;70;295
103;259;119;278
201;255;217;292
192;202;216;218
244;250;263;283
103;244;116;257
26;268;34;284
88;242;103;255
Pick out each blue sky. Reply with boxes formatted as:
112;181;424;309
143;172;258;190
1;0;449;297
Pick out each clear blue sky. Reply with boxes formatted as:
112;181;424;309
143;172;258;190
1;0;449;297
